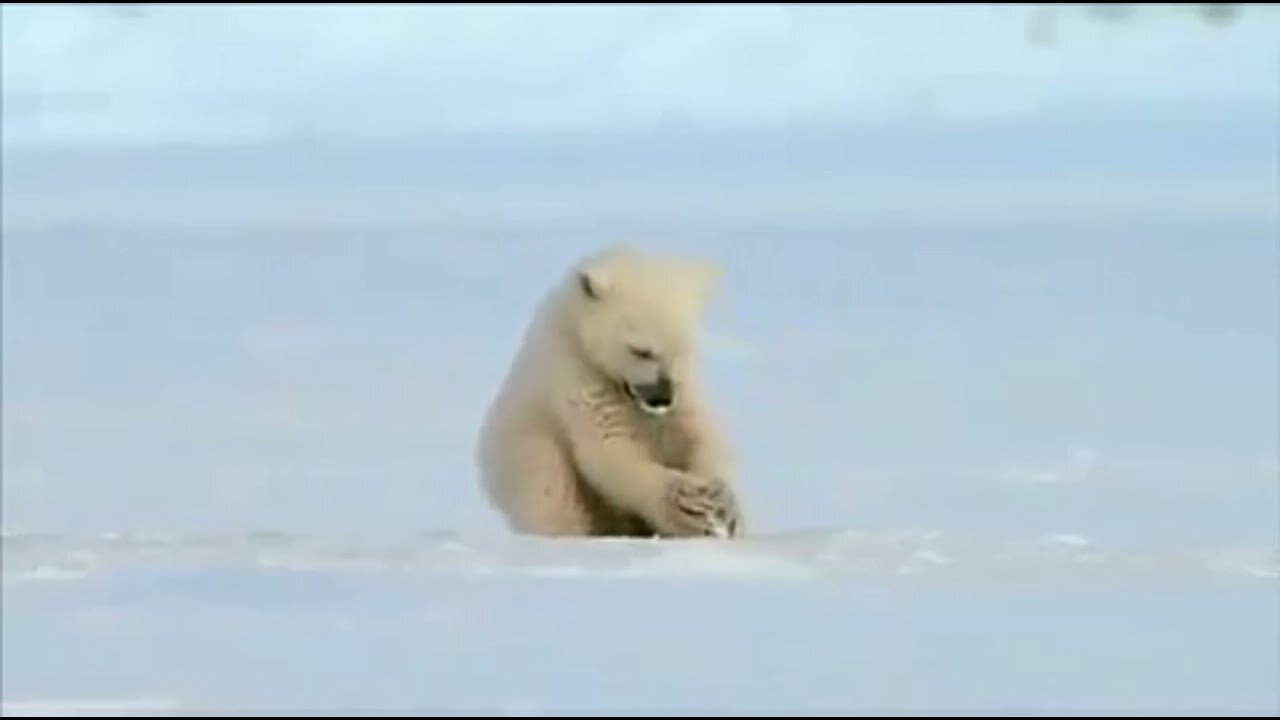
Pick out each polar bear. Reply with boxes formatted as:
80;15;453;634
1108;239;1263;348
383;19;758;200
476;244;744;539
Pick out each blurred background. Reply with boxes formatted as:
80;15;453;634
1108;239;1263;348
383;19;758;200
2;3;1277;547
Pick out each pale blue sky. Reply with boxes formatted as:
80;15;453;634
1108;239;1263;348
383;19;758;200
1;4;1276;143
2;4;1276;541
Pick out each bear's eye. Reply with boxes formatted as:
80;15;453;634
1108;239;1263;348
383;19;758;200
629;345;656;361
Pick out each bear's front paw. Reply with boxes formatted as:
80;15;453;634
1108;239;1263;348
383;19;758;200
662;472;743;539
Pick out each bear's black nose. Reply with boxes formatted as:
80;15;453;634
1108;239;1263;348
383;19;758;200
633;375;674;409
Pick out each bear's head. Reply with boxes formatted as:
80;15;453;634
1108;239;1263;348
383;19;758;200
567;245;720;417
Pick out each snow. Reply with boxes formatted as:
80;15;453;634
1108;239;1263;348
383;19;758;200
4;5;1279;716
4;530;1277;715
0;698;181;718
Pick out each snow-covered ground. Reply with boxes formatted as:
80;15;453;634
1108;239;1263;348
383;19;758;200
3;4;1278;716
4;528;1277;715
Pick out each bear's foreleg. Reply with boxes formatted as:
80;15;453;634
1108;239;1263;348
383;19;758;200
557;388;744;539
675;401;746;538
563;427;740;538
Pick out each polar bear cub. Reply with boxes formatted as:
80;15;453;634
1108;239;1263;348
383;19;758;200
476;244;744;539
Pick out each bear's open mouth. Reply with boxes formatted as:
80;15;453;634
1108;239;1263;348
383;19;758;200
624;377;675;415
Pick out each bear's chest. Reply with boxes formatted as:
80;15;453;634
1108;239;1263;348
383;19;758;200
633;413;692;470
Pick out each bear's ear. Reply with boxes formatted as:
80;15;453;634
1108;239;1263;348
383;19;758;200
578;267;611;301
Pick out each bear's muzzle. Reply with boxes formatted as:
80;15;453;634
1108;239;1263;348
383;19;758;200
625;374;675;416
